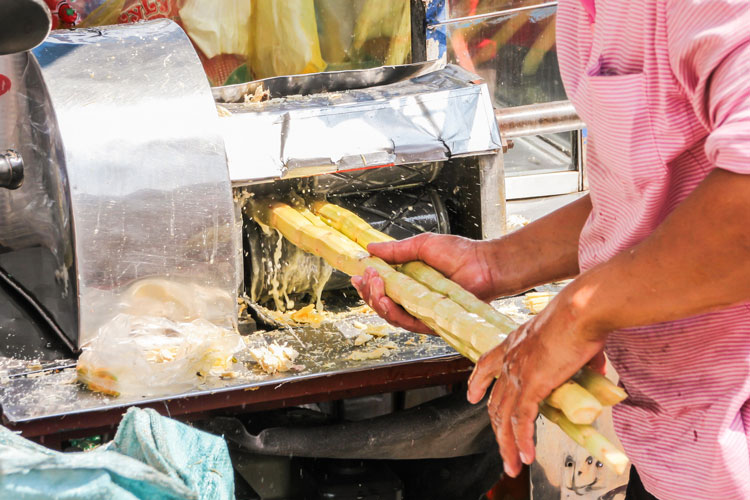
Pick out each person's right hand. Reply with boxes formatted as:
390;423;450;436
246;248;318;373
351;233;503;334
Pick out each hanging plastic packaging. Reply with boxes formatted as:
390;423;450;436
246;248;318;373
314;0;360;66
179;0;252;59
352;0;411;66
248;0;327;80
77;0;126;27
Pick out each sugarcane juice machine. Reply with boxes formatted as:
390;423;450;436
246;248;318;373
0;18;508;355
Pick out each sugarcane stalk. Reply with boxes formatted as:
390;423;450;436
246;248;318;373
573;367;628;406
312;200;393;248
540;403;630;475
255;199;602;425
400;262;517;332
546;380;604;425
312;200;624;410
312;200;517;332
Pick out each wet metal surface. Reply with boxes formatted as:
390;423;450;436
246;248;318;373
0;309;458;424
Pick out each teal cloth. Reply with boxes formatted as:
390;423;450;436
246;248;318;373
0;407;234;500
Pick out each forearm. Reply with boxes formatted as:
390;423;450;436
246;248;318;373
568;169;750;335
487;194;592;297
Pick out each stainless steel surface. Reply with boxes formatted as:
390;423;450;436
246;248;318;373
478;153;506;238
507;192;587;223
496;101;585;139
0;20;238;349
0;150;24;189
432;1;558;27
505;171;580;200
212;60;445;103
221;65;503;185
312;162;443;195
503;133;575;177
445;0;556;19
0;311;459;424
440;3;565;109
0;49;78;348
0;0;51;55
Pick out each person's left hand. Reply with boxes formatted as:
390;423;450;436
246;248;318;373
466;286;609;477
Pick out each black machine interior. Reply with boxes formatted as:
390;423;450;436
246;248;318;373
240;158;492;311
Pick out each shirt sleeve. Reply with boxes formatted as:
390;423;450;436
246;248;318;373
667;0;750;174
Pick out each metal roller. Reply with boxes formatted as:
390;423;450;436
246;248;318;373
312;162;443;196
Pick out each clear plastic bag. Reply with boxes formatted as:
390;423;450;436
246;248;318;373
121;278;237;329
77;278;242;397
77;314;244;397
315;0;360;65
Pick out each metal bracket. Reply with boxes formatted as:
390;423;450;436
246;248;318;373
0;149;24;189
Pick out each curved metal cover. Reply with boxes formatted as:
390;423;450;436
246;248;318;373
0;50;78;352
29;20;237;347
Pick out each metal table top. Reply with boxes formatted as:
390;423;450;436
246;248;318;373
0;308;464;434
0;289;543;439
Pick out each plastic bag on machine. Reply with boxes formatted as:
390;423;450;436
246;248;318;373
77;314;244;397
315;0;411;69
77;279;244;398
315;0;361;65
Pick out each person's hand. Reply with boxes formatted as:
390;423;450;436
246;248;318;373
351;233;502;334
466;286;609;477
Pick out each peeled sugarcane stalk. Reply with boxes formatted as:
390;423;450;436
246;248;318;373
546;381;605;425
259;199;599;421
573;367;628;406
313;200;626;407
311;200;627;453
312;200;621;420
253;200;498;353
540;403;630;476
312;200;517;333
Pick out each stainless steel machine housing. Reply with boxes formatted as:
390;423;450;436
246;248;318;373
0;20;238;351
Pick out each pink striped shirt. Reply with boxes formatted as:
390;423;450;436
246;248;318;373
558;0;750;498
